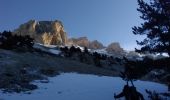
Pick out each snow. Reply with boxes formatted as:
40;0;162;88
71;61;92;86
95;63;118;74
91;48;108;55
75;46;85;51
0;73;169;100
33;43;48;51
34;43;149;60
33;43;61;55
33;43;85;55
63;45;85;51
48;49;61;55
44;44;57;48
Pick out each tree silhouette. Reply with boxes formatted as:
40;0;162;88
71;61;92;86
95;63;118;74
84;47;89;54
93;52;102;67
132;0;170;56
0;31;34;50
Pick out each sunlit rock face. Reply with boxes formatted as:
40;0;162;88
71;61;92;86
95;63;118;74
68;37;104;49
68;37;89;47
14;20;67;45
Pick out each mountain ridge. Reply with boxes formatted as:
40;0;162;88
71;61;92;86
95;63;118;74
13;20;125;54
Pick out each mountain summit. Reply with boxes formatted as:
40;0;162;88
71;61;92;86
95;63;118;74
14;20;68;45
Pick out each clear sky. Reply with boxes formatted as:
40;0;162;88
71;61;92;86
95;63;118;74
0;0;145;50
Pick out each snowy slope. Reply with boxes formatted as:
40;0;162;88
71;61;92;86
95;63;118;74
33;43;140;59
33;43;61;55
33;43;85;55
33;43;169;60
0;73;168;100
90;48;108;55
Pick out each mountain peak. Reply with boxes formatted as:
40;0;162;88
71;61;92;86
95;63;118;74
14;20;67;45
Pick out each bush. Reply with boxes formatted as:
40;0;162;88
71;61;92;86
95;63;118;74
0;31;34;50
60;46;82;57
123;57;151;80
93;52;102;67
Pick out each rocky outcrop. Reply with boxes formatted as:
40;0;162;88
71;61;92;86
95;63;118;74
68;37;104;49
106;42;124;55
68;37;89;47
14;20;67;45
89;40;104;49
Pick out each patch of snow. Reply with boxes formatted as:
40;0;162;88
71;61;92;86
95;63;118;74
44;44;57;48
34;43;58;49
48;49;61;55
33;43;61;55
91;48;107;54
0;73;168;100
150;69;166;76
60;45;85;52
33;43;47;51
90;48;114;57
161;53;169;57
75;46;84;51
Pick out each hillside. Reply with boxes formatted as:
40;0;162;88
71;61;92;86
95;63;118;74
0;43;170;99
0;21;170;100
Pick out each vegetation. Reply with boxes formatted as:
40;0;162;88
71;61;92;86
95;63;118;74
131;2;170;95
0;31;34;50
60;46;117;67
133;0;170;56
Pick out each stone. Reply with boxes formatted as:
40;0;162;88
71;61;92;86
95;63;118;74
68;37;89;47
106;42;124;55
13;20;67;45
89;40;104;49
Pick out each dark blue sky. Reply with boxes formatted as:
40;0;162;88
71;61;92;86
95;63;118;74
0;0;145;50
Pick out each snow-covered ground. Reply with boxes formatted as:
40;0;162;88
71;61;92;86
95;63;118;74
0;73;169;100
33;43;61;55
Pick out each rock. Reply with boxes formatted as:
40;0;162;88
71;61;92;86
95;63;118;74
106;42;124;55
68;37;104;49
68;37;89;47
89;40;104;49
13;20;67;45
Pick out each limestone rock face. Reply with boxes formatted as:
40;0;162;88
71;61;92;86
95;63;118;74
14;20;67;45
106;42;124;54
68;37;104;49
68;37;89;47
89;40;104;49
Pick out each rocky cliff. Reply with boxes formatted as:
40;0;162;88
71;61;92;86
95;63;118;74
68;37;104;49
106;42;124;55
89;40;104;49
68;37;89;47
13;20;124;53
14;20;67;45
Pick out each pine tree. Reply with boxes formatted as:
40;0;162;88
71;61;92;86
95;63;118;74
0;31;34;50
132;0;170;56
